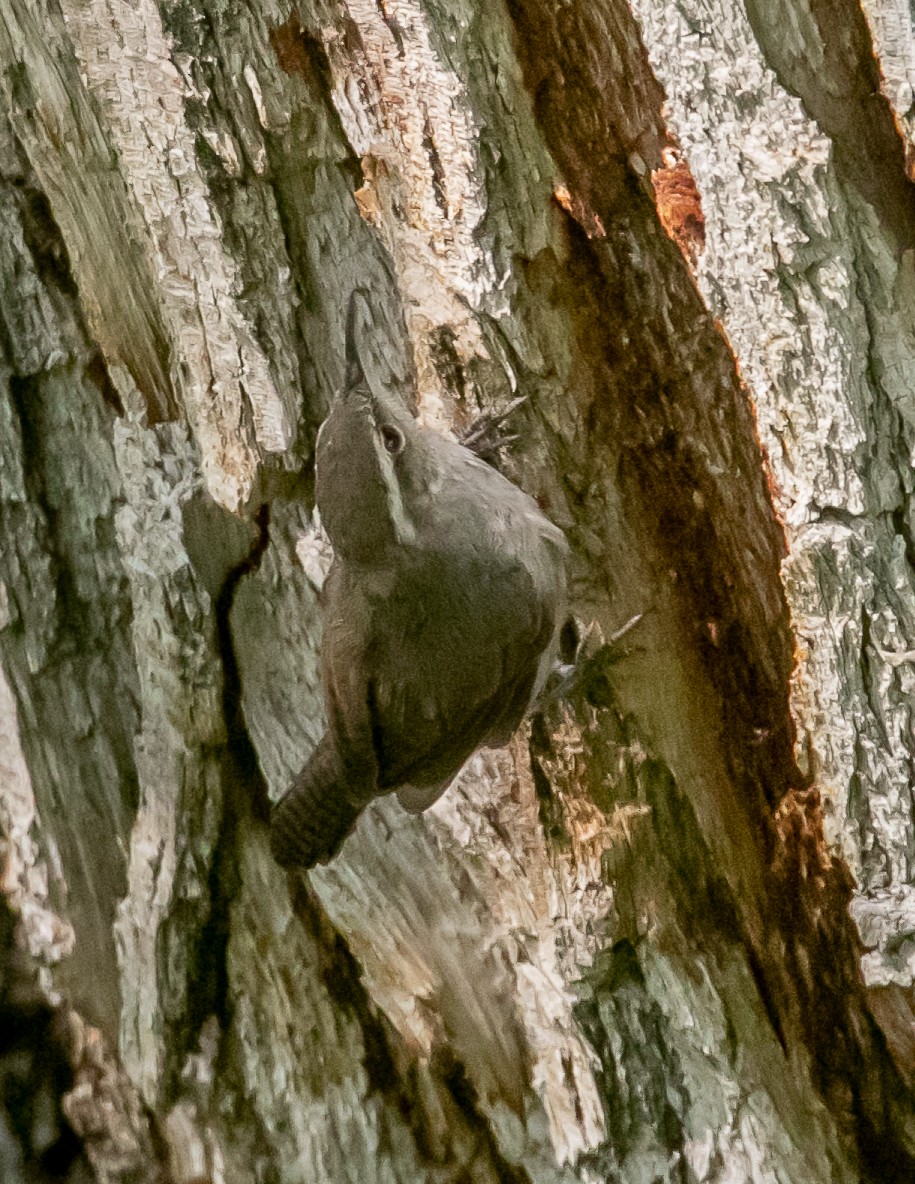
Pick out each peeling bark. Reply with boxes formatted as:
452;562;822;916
3;0;915;1181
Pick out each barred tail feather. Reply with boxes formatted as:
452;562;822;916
270;735;365;869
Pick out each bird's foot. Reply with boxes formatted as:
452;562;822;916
540;612;646;710
459;395;528;460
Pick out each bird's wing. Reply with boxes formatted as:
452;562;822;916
320;564;382;798
372;554;556;795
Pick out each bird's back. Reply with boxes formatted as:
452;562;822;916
324;439;567;798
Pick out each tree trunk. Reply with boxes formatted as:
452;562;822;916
3;0;915;1180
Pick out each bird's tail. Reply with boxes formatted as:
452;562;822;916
270;735;366;869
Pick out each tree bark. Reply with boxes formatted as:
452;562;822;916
2;0;915;1180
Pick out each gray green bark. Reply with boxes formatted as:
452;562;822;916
1;0;915;1181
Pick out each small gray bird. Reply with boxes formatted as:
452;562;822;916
270;292;568;868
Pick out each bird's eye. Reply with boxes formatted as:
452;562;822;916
381;424;405;455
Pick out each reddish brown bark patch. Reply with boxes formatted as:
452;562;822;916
652;151;705;260
269;8;334;96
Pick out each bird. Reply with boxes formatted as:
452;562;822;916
270;291;568;868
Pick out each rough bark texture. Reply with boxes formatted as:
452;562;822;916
3;0;915;1181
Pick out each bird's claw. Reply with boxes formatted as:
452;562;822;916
460;395;529;458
